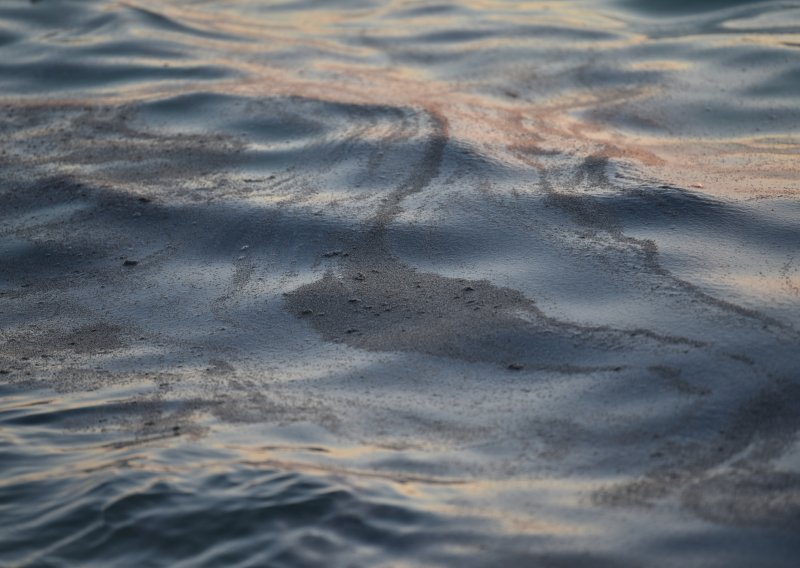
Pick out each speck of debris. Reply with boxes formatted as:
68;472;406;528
507;363;524;371
345;328;358;334
138;196;151;203
463;286;475;292
354;272;366;281
123;260;138;267
322;250;343;258
300;309;313;315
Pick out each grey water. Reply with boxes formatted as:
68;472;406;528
1;0;799;566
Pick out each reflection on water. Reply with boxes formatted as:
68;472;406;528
0;0;799;566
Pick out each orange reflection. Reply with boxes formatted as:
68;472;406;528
3;0;793;202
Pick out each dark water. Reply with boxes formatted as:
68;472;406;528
1;0;799;566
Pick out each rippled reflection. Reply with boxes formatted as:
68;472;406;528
1;0;799;566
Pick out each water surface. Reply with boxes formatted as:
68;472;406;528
1;0;799;566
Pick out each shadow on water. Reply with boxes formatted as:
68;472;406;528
616;0;776;15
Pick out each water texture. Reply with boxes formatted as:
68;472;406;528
1;0;799;566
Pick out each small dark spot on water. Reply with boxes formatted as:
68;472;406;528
123;260;138;267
